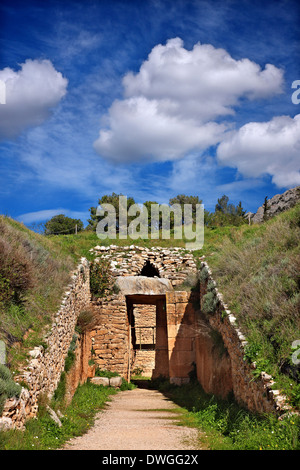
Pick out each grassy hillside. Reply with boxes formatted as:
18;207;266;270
199;203;300;407
0;216;75;370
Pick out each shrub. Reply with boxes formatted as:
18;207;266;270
202;290;219;315
90;258;112;299
0;364;12;382
95;368;119;378
76;308;97;333
44;214;84;235
0;238;34;304
0;364;22;415
199;266;209;283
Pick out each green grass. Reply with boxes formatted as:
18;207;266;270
0;381;118;450
46;223;246;261
153;379;300;450
46;228;194;262
2;378;298;451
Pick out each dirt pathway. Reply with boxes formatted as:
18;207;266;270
63;388;200;450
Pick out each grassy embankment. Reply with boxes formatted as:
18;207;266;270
0;215;75;371
0;206;299;449
195;204;300;409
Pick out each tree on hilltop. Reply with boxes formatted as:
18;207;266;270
88;193;136;232
211;195;247;226
44;214;84;235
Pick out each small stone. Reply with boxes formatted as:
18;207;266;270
90;377;110;386
109;376;123;388
0;417;14;432
261;372;273;382
28;346;43;359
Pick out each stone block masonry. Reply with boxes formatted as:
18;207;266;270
90;244;197;287
166;291;198;385
89;295;129;378
0;258;91;430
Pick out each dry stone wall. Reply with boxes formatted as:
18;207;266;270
0;257;90;430
198;261;291;415
90;244;197;286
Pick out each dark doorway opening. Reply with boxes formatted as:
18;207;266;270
140;260;160;278
126;294;168;382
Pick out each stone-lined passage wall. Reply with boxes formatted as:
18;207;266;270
166;291;198;385
198;261;291;415
0;258;90;430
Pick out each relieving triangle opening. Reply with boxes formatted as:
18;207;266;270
140;260;160;278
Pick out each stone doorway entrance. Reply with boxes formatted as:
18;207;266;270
89;274;198;385
126;294;168;381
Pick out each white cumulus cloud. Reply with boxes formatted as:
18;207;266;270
95;96;227;162
217;114;300;187
94;38;283;163
0;59;68;140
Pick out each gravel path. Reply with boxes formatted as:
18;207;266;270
63;388;200;450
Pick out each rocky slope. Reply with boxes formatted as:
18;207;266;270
250;186;299;223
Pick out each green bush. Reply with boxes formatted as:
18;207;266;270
202;290;219;315
199;266;209;283
44;214;84;236
0;364;22;415
89;258;112;299
0;364;12;382
95;368;119;378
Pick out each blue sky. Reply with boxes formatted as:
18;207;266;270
0;0;299;228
